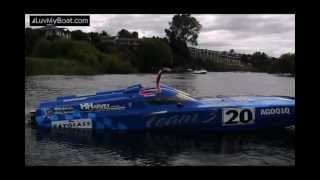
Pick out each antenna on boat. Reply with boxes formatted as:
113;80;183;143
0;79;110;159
156;69;162;93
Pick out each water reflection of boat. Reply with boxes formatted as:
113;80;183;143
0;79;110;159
34;128;294;165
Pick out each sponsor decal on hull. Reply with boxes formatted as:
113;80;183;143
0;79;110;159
52;118;92;129
45;106;75;116
80;103;126;112
53;106;74;114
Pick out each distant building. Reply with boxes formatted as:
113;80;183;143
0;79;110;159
38;24;71;39
101;36;141;46
189;47;244;66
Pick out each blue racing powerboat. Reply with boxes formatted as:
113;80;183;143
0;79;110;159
30;70;295;132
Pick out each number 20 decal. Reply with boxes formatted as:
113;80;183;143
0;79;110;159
222;108;255;126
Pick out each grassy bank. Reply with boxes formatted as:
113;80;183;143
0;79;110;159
25;56;138;76
25;57;257;76
25;57;293;76
26;57;98;75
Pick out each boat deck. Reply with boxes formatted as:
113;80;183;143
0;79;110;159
198;96;294;108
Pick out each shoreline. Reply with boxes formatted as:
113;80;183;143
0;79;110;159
25;71;295;77
25;57;295;77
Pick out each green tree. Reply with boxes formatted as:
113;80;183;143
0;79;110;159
88;32;100;43
171;40;192;67
71;30;89;41
32;39;100;66
278;53;295;74
99;53;136;74
25;28;42;56
32;38;54;57
165;14;202;46
250;51;272;71
132;31;138;38
117;29;133;38
136;39;173;72
165;14;201;67
101;30;109;36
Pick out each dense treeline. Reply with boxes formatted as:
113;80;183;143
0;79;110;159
27;38;137;74
25;14;294;75
241;52;295;74
25;28;173;75
25;14;200;75
135;38;173;73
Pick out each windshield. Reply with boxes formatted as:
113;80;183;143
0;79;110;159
176;92;196;102
144;91;196;105
175;89;192;97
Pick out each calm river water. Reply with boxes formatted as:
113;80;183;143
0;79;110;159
25;72;295;166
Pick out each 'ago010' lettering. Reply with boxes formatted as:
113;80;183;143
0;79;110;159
260;107;290;116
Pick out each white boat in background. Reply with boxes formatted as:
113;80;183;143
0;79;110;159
193;69;207;74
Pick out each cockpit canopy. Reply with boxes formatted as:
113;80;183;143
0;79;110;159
44;83;196;108
120;83;196;104
137;84;197;105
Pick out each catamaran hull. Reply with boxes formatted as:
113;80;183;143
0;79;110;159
31;80;294;132
32;103;294;132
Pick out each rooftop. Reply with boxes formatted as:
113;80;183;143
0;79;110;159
39;24;69;31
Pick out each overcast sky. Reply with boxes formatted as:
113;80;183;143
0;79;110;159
25;14;295;58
